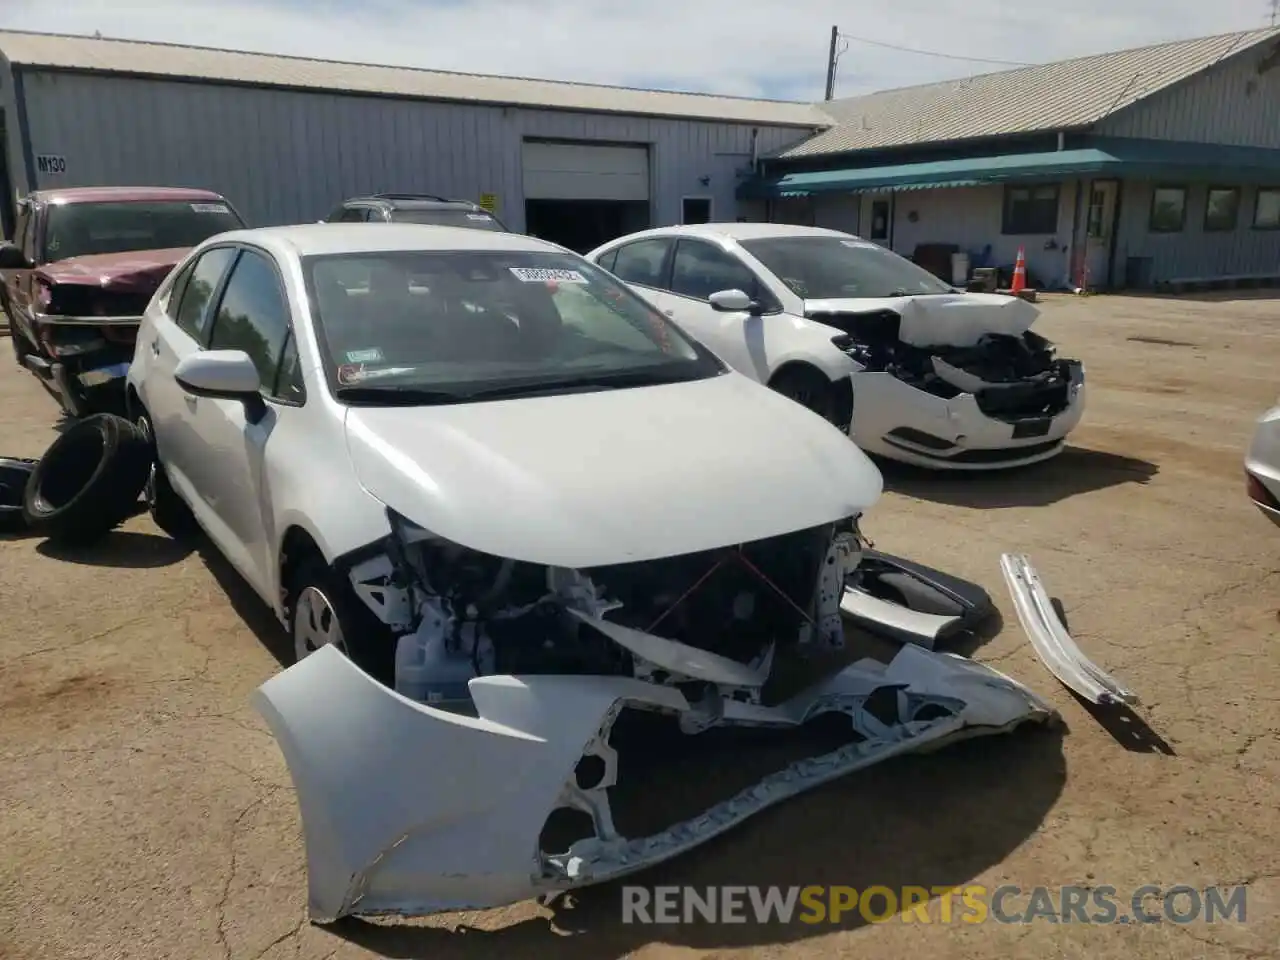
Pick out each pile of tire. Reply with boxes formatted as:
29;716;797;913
0;414;153;544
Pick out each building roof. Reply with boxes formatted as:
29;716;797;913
0;29;831;128
781;27;1280;159
742;137;1280;200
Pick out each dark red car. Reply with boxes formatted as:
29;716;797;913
0;186;246;416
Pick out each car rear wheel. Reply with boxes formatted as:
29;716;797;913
770;366;837;425
133;410;197;538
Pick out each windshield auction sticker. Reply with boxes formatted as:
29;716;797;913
508;267;589;284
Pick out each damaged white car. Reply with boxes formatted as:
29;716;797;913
126;223;1056;922
587;224;1086;469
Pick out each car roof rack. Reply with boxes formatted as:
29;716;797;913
367;193;463;203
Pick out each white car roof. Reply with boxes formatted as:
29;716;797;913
211;222;566;258
599;222;858;246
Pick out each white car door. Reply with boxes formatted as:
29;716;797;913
141;244;239;511
184;245;307;599
597;234;679;324
663;238;777;382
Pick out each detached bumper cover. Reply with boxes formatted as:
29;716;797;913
849;368;1086;468
1000;553;1137;706
253;642;1056;923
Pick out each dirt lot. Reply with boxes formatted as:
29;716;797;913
2;291;1278;960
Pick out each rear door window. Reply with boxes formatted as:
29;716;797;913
174;246;237;342
610;238;674;290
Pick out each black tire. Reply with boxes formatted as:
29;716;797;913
22;414;152;544
287;555;395;684
133;410;197;538
0;457;37;533
770;366;837;424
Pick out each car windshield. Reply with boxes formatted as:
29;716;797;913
43;200;245;262
740;236;955;300
304;249;723;403
390;209;507;231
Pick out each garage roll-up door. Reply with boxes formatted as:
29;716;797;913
522;142;650;202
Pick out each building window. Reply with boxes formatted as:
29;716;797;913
1254;188;1280;230
681;197;712;225
1002;184;1059;235
1203;187;1240;232
1148;186;1187;233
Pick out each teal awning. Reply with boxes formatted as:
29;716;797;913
739;137;1280;200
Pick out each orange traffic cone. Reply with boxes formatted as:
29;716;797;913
1010;246;1027;295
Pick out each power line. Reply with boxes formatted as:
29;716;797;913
836;31;1037;68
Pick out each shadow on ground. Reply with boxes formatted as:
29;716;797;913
879;446;1158;508
329;723;1066;959
194;536;294;668
35;529;193;567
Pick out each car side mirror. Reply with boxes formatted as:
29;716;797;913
0;242;30;269
709;288;763;316
174;350;268;424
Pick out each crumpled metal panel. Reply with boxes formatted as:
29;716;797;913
254;642;1057;923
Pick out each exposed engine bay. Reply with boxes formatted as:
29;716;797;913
249;511;1059;923
346;508;863;709
814;307;1083;422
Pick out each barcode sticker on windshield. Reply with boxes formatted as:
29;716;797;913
191;203;230;214
509;267;589;284
840;239;879;250
467;213;492;221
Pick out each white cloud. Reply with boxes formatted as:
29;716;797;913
0;0;1274;100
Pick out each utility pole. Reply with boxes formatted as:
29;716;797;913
824;25;839;100
1271;0;1279;26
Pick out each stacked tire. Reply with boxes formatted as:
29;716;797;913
7;414;153;544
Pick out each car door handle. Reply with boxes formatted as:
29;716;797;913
150;340;160;357
664;309;674;316
183;394;198;409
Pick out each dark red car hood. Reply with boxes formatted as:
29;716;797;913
35;247;190;292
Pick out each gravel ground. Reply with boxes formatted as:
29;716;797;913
1;291;1278;960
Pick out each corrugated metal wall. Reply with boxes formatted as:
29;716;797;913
13;70;815;231
1112;181;1280;283
1096;43;1280;148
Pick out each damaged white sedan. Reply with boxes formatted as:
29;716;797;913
127;223;1055;922
587;224;1086;469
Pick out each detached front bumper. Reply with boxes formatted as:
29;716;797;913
253;642;1055;923
848;369;1086;470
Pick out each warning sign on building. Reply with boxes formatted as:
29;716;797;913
478;193;498;213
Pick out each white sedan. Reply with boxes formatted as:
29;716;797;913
587;223;1086;470
124;223;1052;922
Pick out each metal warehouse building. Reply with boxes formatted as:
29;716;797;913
740;27;1280;291
0;30;828;251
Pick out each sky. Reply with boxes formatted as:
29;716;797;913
0;0;1275;101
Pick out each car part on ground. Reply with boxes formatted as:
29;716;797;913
999;553;1138;706
0;187;246;417
0;457;38;533
20;414;152;544
840;549;996;649
1244;402;1280;528
254;640;1056;923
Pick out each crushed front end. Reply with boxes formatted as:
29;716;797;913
253;510;1057;922
23;279;152;416
814;305;1086;469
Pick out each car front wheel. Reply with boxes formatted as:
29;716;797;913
770;366;837;424
287;556;395;684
